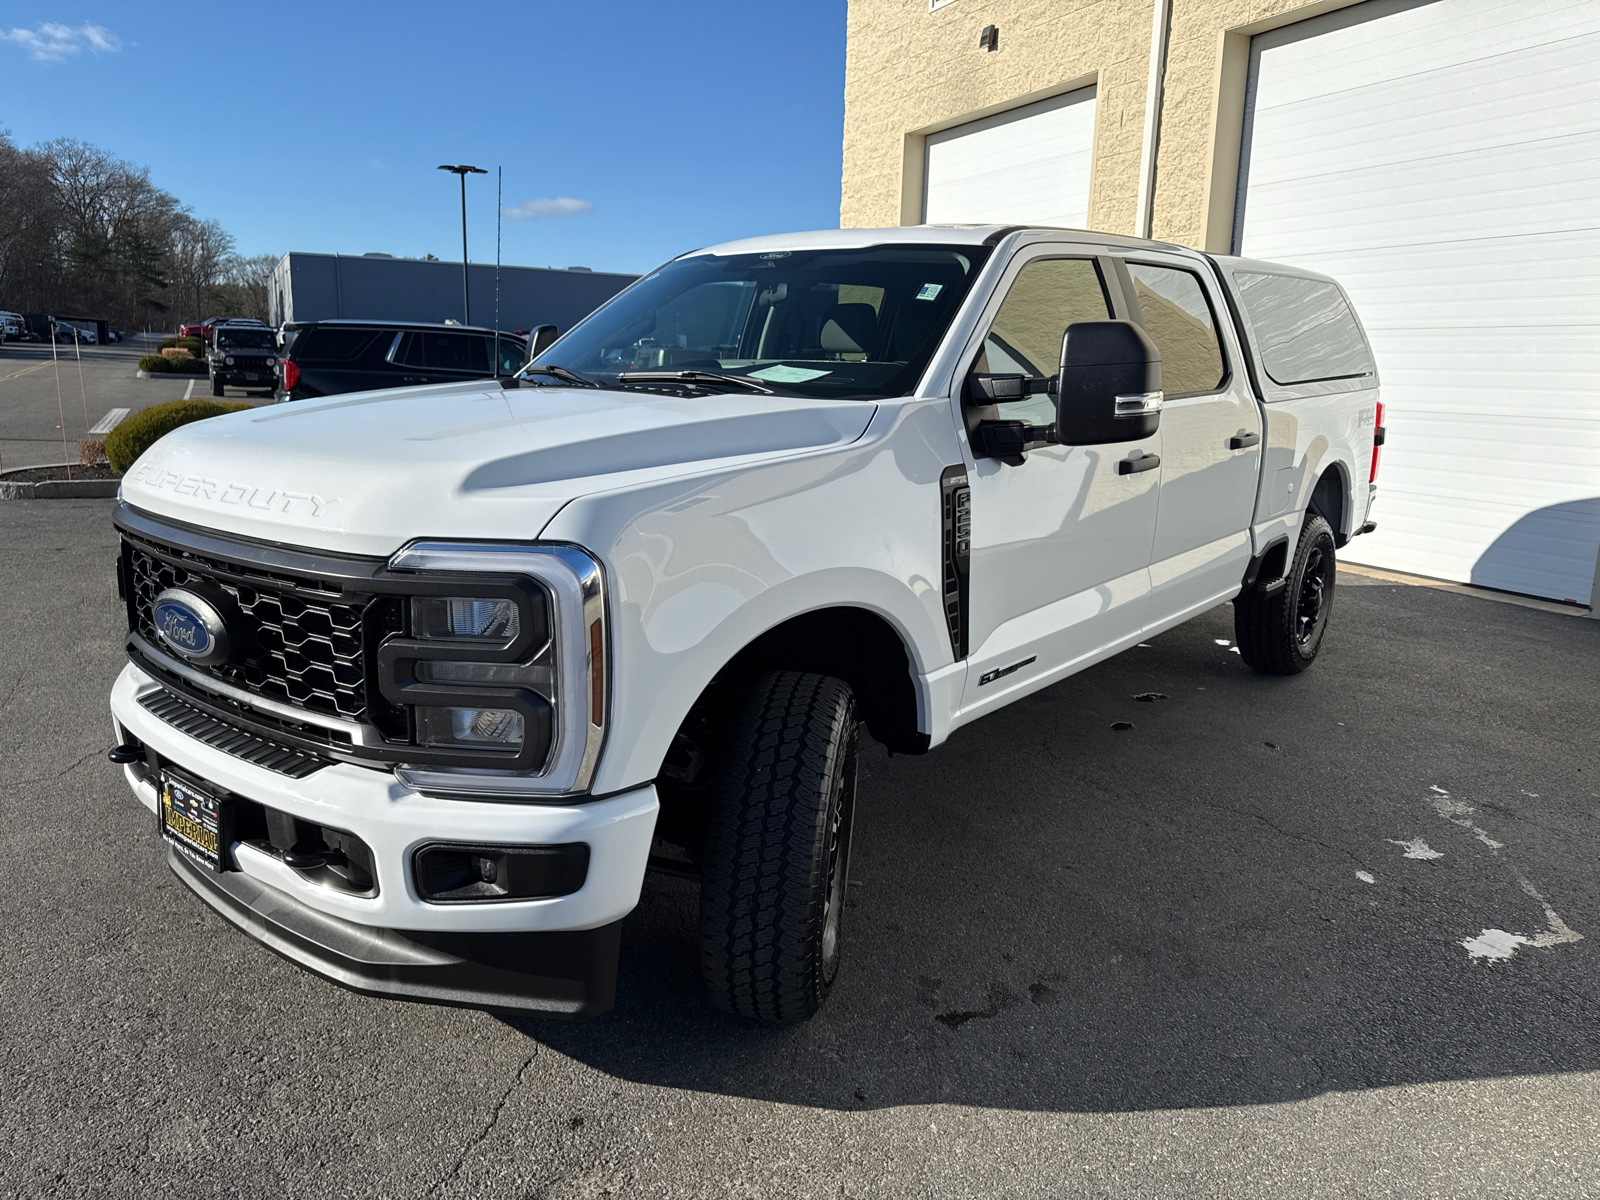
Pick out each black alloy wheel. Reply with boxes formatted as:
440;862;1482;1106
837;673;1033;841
1233;513;1338;675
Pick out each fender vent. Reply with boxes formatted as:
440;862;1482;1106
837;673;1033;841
940;465;970;659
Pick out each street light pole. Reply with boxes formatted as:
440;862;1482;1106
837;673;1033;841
437;164;487;324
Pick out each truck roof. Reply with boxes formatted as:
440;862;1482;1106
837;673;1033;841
690;225;1194;258
286;319;527;338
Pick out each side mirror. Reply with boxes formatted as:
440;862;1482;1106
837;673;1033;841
530;324;559;358
1054;320;1162;445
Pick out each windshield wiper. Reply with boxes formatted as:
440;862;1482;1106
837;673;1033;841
518;364;599;387
616;370;775;395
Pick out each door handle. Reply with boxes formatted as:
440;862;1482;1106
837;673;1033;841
1227;432;1261;450
1117;454;1161;475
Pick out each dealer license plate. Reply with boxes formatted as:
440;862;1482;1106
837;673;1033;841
160;772;232;872
243;372;259;380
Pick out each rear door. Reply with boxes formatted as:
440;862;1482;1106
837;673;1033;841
393;330;493;385
1114;254;1263;623
292;327;398;397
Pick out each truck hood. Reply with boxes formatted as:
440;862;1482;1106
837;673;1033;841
121;380;878;556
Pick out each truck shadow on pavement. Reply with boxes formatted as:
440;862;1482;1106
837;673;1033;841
507;586;1600;1114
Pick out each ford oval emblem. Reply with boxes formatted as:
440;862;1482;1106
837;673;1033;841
152;588;233;666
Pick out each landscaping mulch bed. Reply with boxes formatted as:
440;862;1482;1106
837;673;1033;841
1;464;120;483
0;463;122;499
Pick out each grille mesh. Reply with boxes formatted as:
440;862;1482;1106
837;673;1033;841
128;541;371;722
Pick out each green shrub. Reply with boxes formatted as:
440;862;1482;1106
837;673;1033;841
158;337;179;350
174;355;208;373
138;354;173;373
106;399;253;473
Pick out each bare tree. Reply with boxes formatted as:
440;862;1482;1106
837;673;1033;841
0;133;259;330
171;216;235;324
213;253;279;323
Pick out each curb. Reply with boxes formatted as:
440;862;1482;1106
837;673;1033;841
0;478;121;500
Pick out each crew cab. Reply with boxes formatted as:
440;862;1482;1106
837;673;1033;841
107;226;1382;1023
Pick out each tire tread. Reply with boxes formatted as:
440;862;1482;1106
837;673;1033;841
699;670;855;1023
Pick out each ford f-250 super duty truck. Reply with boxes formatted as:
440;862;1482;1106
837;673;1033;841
108;225;1383;1023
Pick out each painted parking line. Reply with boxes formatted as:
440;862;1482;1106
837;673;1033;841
183;379;195;400
89;408;130;435
0;361;53;383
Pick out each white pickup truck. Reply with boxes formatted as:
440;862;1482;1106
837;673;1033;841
108;225;1383;1022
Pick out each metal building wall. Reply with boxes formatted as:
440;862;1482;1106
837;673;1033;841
267;253;635;334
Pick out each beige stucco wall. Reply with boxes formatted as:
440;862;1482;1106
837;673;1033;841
842;0;1373;250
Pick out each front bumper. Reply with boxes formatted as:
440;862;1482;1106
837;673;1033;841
167;845;622;1015
111;662;658;1015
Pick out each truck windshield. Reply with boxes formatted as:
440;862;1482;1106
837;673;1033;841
528;244;992;399
217;329;276;350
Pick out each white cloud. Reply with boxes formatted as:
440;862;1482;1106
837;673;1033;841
503;197;594;220
1;22;122;62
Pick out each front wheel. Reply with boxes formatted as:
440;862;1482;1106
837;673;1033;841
1234;514;1337;674
699;670;859;1023
211;376;224;397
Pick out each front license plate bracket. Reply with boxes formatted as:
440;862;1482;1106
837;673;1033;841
160;770;235;873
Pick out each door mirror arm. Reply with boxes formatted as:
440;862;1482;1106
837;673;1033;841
971;419;1059;465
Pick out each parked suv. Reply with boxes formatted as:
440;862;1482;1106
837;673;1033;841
109;226;1383;1023
210;324;280;396
275;320;528;401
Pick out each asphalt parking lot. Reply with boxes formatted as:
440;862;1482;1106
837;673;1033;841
4;498;1599;1199
0;337;267;472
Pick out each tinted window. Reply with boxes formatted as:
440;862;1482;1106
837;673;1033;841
532;244;992;400
294;327;388;364
1234;271;1374;385
1127;263;1226;396
977;257;1111;425
401;330;489;374
489;335;528;375
217;329;276;350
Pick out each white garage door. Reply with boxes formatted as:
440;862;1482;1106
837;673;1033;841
923;86;1097;230
1236;0;1600;605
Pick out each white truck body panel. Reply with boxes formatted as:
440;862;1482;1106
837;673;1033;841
106;225;1379;1015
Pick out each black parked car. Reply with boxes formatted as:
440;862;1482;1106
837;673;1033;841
276;320;529;402
211;323;281;396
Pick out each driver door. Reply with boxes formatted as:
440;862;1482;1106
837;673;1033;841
958;249;1161;717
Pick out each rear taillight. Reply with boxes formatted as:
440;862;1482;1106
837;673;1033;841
282;360;299;391
1370;401;1385;482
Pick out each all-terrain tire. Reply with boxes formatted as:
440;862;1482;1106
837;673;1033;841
699;670;859;1023
211;376;224;397
1234;514;1337;674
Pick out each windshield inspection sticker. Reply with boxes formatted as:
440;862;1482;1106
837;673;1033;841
916;283;944;301
748;365;832;384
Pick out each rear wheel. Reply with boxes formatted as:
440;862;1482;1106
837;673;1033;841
1234;514;1337;674
699;670;858;1023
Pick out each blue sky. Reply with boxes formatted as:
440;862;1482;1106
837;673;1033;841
0;1;848;275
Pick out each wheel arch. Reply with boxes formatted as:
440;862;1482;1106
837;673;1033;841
1308;460;1354;547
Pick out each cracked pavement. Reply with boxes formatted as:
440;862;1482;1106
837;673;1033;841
4;499;1600;1199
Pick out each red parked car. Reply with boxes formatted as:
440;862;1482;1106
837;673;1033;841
177;316;264;343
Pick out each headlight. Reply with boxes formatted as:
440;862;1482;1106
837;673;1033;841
380;544;607;799
267;356;277;366
413;596;520;642
225;355;235;365
417;705;526;748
